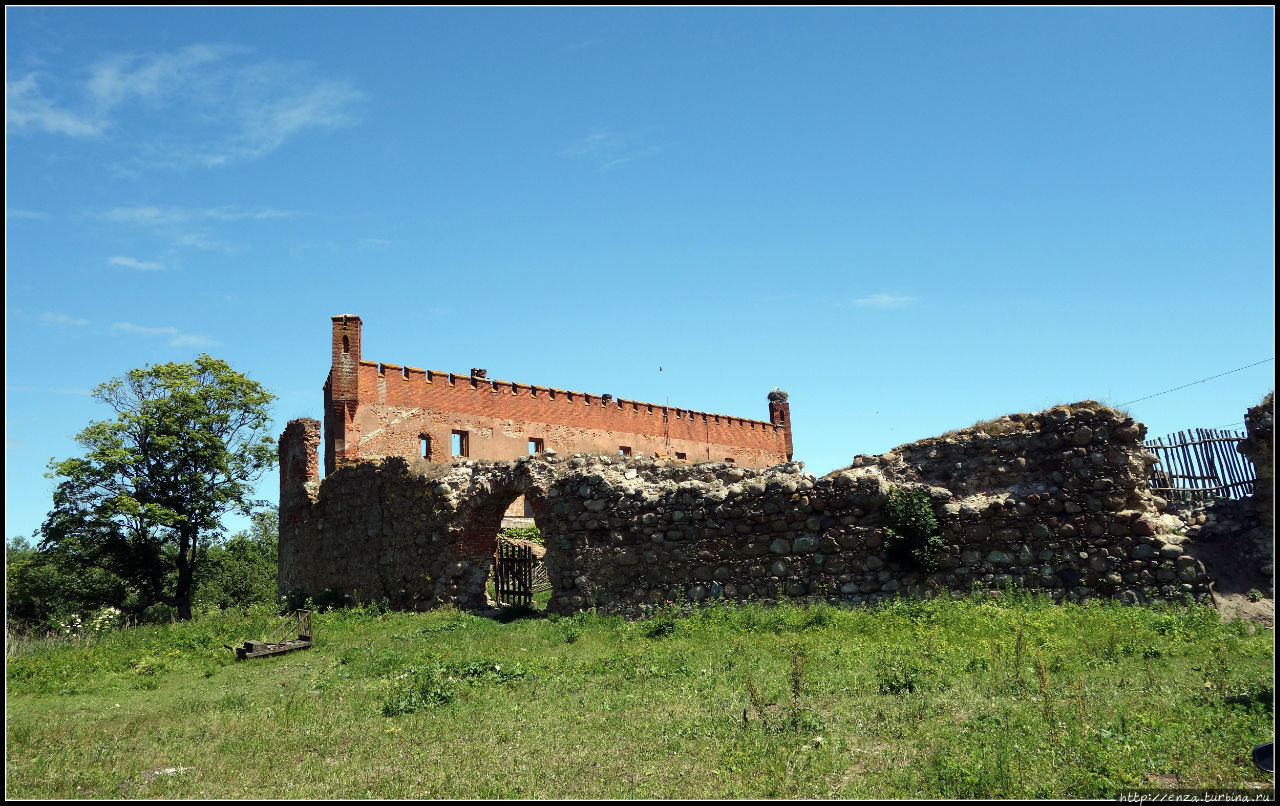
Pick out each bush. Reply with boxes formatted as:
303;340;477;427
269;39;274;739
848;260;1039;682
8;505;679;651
5;537;130;633
882;488;944;572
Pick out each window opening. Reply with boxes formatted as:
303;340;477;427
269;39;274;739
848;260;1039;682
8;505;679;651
419;434;432;460
451;430;469;457
619;446;632;457
529;438;544;455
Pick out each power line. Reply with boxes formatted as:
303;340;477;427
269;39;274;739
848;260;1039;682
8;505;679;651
1119;358;1274;407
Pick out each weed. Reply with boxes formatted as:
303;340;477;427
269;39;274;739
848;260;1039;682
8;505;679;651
639;607;679;639
873;649;927;695
744;645;824;735
1034;649;1056;735
381;657;529;716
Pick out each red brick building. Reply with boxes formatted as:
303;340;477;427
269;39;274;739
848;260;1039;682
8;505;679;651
323;315;793;476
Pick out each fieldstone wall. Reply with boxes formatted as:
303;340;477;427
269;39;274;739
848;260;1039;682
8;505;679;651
536;402;1206;613
280;400;1236;614
1238;392;1274;533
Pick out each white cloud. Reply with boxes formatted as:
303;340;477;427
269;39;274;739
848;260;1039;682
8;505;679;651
108;255;165;271
85;44;232;110
5;207;49;219
112;322;178;337
170;333;217;347
102;205;294;225
100;205;296;251
5;73;105;136
359;238;392;249
562;128;661;171
853;293;917;309
8;45;364;169
112;321;218;348
41;312;91;326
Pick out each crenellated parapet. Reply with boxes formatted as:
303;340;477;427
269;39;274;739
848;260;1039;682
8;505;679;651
323;315;792;471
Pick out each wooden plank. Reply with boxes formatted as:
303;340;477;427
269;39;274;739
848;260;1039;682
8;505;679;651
1208;428;1237;499
1229;428;1253;496
1193;428;1211;498
1177;429;1204;502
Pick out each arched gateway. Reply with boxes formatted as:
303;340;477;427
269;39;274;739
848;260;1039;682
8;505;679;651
279;418;562;612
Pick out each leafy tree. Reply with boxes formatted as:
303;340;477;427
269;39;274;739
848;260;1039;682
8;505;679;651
6;535;129;631
40;355;276;620
193;509;279;611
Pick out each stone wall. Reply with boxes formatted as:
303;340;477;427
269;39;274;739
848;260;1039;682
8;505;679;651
1238;392;1274;534
281;400;1226;613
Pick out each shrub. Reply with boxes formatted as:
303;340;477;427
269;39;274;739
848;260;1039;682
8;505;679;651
874;649;929;695
882;488;944;572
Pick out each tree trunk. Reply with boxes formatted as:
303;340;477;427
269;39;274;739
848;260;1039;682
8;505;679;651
175;527;195;621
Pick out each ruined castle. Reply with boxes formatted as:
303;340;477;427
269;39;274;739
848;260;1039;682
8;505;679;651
279;316;1273;617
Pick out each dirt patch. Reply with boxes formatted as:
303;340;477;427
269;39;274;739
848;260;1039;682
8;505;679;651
1187;535;1274;628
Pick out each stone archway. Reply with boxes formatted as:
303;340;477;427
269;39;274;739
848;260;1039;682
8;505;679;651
436;461;559;611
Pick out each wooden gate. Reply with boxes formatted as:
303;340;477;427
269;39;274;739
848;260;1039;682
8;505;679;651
1144;428;1256;503
494;541;534;606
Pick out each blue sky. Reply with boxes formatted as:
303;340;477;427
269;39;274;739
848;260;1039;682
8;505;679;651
6;7;1274;542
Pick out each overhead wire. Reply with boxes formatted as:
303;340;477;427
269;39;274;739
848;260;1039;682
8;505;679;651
1118;358;1273;407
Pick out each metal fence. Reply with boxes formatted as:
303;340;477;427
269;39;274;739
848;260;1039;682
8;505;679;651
1144;428;1256;503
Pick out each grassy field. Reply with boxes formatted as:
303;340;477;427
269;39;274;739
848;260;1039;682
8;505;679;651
5;594;1274;799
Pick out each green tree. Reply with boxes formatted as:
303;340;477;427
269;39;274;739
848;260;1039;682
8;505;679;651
6;535;129;631
40;355;276;620
193;509;279;611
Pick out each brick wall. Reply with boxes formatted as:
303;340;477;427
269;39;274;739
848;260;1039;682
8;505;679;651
321;315;791;473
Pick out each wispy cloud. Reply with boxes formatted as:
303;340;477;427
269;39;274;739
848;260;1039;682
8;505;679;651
170;333;217;347
359;238;392;249
6;207;49;220
108;255;165;271
561;128;662;171
8;44;364;169
5;73;105;136
102;205;294;226
112;321;216;347
100;204;296;251
41;312;91;326
853;293;917;309
112;322;179;337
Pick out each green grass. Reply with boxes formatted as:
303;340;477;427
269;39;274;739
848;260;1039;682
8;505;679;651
5;595;1274;799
